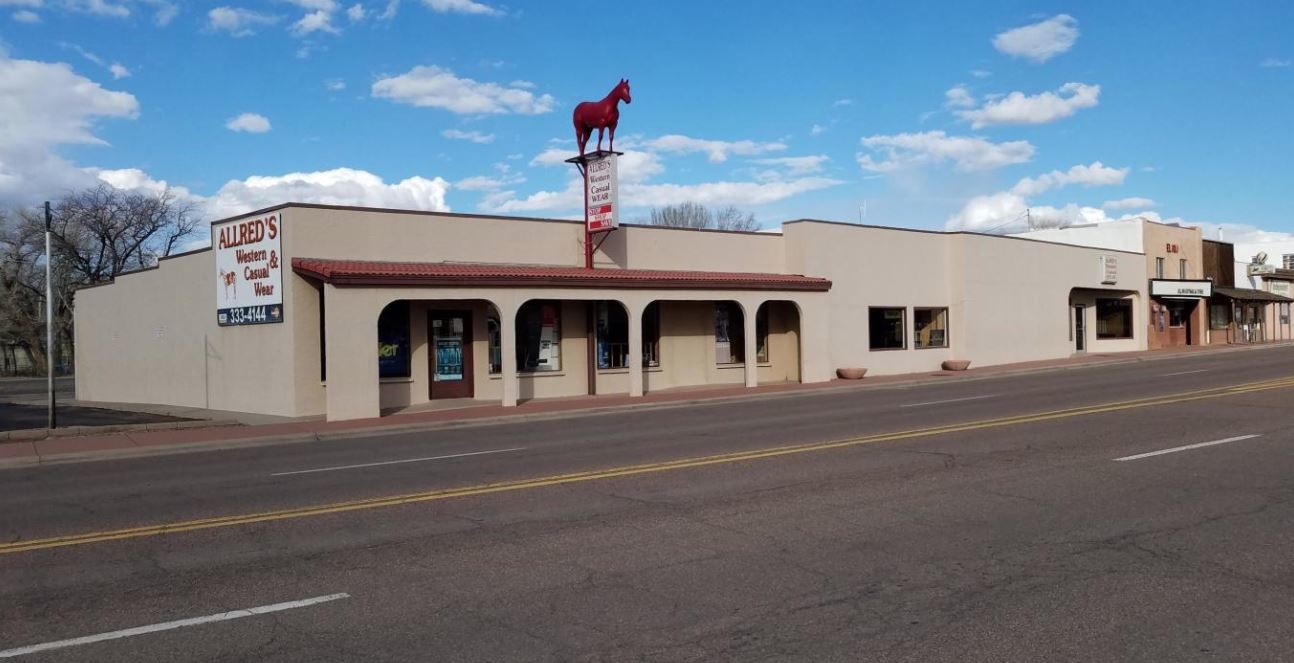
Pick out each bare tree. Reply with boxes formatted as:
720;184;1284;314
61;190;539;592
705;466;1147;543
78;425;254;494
647;203;760;232
0;185;199;374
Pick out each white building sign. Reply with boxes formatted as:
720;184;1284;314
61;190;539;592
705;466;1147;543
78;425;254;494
585;152;618;232
1150;279;1212;298
1270;280;1292;297
1100;255;1118;284
214;211;284;326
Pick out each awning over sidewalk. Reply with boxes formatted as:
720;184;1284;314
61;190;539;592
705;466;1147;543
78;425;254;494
1213;286;1294;303
293;258;832;292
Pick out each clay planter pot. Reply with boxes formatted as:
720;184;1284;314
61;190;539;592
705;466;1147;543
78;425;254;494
942;360;972;371
836;367;868;380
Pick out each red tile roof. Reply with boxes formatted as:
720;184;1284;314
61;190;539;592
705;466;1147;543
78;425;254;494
292;258;831;292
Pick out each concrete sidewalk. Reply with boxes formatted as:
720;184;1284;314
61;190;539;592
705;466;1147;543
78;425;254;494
1;341;1288;467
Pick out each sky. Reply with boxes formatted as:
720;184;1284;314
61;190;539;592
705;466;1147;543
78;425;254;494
1;1;1292;244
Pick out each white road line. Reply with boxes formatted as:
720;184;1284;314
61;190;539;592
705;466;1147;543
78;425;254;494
1113;434;1262;462
1160;369;1210;377
0;593;350;659
271;447;525;477
899;394;998;408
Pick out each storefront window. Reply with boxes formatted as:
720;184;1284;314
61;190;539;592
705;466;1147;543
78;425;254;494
755;305;770;363
643;302;661;368
487;316;501;374
1168;302;1190;327
595;302;662;369
869;307;906;350
377;300;411;378
913;307;949;348
1210;304;1230;330
516;301;561;372
715;302;745;364
1095;299;1133;339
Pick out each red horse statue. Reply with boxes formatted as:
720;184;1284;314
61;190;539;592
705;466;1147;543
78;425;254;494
573;79;631;156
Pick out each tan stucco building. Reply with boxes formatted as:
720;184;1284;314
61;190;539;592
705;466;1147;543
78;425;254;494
75;204;1148;421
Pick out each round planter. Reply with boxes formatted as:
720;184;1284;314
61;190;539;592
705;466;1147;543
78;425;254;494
942;360;971;371
836;367;868;380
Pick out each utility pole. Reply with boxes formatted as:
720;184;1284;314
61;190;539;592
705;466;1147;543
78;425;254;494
44;201;56;430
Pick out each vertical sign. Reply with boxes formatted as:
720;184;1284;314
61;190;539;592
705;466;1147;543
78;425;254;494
1100;255;1118;284
214;211;284;326
586;152;618;232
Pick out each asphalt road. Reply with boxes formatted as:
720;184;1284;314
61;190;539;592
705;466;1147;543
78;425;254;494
3;347;1294;661
0;377;182;431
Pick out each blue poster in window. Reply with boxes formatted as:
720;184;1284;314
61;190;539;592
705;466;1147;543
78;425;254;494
435;339;463;381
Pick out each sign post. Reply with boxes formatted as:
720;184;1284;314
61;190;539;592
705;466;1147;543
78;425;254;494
565;150;622;268
44;201;55;430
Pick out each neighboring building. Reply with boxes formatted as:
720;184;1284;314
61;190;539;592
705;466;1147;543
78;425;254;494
1014;217;1212;348
75;204;1147;422
1228;243;1294;342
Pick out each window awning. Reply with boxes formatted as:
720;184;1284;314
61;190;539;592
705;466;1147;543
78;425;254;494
1212;286;1294;303
293;258;832;292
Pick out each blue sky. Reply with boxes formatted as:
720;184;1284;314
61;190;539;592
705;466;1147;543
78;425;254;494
1;1;1292;240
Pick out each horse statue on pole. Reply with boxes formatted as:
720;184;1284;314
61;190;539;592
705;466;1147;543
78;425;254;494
573;79;631;156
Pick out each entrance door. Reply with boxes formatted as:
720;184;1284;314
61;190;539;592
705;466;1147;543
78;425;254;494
1074;305;1086;352
429;311;473;399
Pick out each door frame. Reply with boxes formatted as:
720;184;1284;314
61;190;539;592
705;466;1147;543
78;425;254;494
428;310;474;400
1074;304;1086;352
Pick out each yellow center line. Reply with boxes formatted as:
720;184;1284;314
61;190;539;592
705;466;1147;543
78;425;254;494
4;376;1294;555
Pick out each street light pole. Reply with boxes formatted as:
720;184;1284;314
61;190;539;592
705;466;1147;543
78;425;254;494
44;201;56;430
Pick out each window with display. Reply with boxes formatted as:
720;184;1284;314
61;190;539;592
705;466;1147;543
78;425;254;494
487;316;501;374
1210;304;1231;330
869;307;906;350
1095;299;1133;339
516;301;561;372
714;302;745;364
755;305;770;363
377;300;411;378
913;307;949;348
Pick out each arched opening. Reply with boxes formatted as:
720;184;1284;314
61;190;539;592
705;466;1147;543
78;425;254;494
755;300;802;384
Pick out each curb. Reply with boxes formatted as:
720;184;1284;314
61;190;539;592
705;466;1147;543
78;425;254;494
0;419;240;443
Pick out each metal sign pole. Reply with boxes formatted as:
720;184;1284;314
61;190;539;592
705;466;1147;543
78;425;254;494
44;201;56;430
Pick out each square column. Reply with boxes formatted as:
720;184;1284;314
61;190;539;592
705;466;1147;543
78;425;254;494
626;302;643;397
499;303;519;407
743;301;759;388
323;284;380;421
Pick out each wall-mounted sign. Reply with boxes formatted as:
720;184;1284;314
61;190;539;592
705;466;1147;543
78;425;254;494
1165;243;1180;254
585;152;618;232
1248;263;1276;276
1269;280;1292;297
213;211;284;326
1100;255;1118;284
1150;279;1212;298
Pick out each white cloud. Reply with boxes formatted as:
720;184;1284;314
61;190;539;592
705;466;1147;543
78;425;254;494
944;84;976;108
970;69;991;79
67;0;129;18
225;112;271;133
1260;57;1291;68
422;0;500;16
0;0;43;7
857;130;1035;172
638;134;786;163
809;123;826;136
751;155;829;176
12;9;40;21
207;6;280;36
441;128;494;144
346;2;363;20
325;78;345;91
372;65;554;114
1102;197;1156;211
205;168;450;220
108;62;129;78
454;165;523;191
992;14;1079;63
529;148;664;184
377;0;397;19
1010;161;1127;197
956;82;1100;128
291;9;338;35
0;51;139;203
948;161;1133;233
832;98;853;107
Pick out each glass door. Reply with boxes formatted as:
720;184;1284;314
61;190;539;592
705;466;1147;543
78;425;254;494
429;311;473;399
1074;305;1086;352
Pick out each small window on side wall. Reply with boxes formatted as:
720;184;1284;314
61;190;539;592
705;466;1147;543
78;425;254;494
913;307;948;348
868;307;906;350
